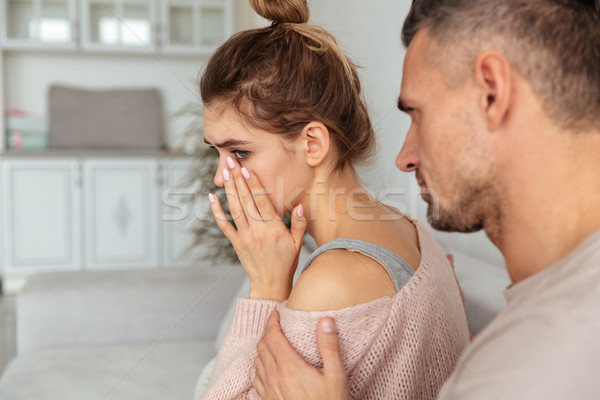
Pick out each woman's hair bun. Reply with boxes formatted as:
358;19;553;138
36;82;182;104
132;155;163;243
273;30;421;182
249;0;309;24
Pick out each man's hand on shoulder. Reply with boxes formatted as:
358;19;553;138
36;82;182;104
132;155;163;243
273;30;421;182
254;311;350;400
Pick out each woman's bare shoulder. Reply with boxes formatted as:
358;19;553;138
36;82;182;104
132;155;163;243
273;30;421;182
286;249;397;312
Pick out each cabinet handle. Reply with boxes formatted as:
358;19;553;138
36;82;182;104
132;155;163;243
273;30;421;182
155;163;164;187
74;163;83;188
154;23;162;48
71;20;80;44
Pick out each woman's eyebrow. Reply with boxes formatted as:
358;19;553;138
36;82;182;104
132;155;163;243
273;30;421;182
203;138;251;148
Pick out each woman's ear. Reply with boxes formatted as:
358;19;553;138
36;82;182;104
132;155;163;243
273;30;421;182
299;122;331;167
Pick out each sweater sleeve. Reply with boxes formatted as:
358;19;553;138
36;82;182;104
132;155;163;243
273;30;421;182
201;297;279;400
201;296;392;400
278;297;392;372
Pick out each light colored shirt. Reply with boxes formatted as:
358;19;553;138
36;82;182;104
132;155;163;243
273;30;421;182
439;229;600;400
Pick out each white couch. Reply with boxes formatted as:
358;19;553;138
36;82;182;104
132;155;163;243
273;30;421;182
0;265;246;400
0;232;510;399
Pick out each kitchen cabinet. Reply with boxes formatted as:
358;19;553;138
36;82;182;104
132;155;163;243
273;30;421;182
2;0;78;49
1;155;199;279
1;159;82;274
81;0;156;51
1;0;234;55
161;158;204;266
160;0;233;55
83;159;159;269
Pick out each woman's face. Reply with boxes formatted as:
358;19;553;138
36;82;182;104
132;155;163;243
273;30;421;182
203;104;310;216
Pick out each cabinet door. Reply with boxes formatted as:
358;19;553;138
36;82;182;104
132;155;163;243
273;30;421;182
160;158;204;266
2;160;82;275
84;159;159;269
81;0;156;51
2;0;77;48
160;0;233;55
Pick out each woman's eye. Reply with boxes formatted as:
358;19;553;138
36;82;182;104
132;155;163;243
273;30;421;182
232;150;249;160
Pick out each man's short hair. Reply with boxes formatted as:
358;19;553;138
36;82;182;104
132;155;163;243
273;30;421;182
402;0;600;132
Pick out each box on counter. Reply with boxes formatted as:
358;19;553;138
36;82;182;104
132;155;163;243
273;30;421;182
6;130;49;150
5;112;49;150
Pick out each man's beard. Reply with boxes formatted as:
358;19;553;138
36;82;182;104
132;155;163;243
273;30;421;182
420;173;498;234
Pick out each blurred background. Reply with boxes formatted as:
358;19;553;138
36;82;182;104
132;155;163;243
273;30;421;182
0;0;440;295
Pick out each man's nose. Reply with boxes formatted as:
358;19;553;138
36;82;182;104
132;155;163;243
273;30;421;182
396;130;420;172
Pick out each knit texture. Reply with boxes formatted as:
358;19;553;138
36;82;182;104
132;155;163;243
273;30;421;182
202;218;470;399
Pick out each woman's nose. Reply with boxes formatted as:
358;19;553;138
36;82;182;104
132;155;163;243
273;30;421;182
213;159;225;187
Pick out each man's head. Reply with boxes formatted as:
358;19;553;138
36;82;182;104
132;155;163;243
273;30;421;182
396;0;600;235
402;0;600;131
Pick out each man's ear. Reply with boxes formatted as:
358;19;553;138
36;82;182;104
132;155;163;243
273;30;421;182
474;51;512;131
299;122;331;167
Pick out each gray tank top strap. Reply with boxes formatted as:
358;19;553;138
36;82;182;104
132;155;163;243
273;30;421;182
301;238;415;292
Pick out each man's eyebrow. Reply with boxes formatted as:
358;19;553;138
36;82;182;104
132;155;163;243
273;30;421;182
203;138;251;148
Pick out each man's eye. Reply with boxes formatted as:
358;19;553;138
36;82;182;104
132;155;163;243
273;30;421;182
232;150;249;160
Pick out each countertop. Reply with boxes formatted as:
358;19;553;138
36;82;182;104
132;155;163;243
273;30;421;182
0;148;197;159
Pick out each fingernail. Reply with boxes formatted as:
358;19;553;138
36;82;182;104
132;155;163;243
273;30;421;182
241;167;251;180
297;204;304;218
321;319;336;333
208;193;215;204
226;156;236;170
223;168;231;182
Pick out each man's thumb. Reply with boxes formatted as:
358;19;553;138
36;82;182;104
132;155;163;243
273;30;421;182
317;317;345;375
290;204;307;246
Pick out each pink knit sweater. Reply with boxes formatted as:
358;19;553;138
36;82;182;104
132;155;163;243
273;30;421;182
202;218;470;399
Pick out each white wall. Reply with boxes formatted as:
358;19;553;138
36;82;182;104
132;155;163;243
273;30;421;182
309;1;504;265
309;1;414;210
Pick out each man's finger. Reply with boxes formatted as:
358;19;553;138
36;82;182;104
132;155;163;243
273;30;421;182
256;337;278;381
253;356;267;396
253;374;266;399
256;311;282;378
262;310;306;367
447;253;465;306
265;310;281;331
254;354;265;379
317;317;346;376
447;253;455;268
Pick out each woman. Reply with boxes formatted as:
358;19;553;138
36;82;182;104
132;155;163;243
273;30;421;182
200;0;469;398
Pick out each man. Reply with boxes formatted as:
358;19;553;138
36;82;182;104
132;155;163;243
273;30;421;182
253;0;600;398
